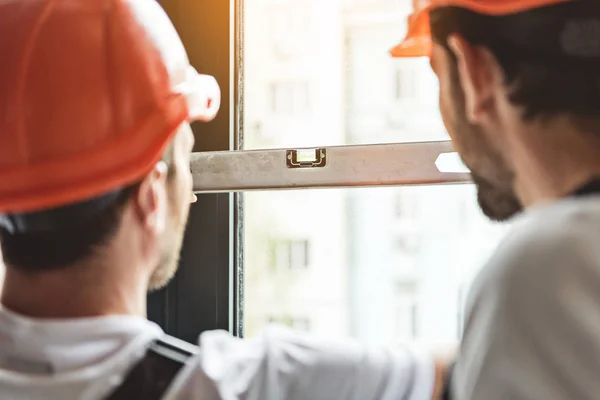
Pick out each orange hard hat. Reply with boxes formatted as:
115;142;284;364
390;0;573;58
0;0;221;214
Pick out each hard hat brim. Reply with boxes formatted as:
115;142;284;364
390;37;432;58
390;0;572;59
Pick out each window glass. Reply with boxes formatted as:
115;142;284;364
244;186;510;343
270;82;310;115
243;0;446;149
241;0;502;344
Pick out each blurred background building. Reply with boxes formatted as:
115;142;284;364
243;0;508;344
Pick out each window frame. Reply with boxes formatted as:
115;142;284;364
147;0;244;341
149;0;474;343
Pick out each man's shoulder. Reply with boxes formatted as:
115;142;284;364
470;198;600;305
456;198;600;400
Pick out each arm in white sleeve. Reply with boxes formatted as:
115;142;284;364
196;326;435;400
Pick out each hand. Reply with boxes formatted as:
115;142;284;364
430;344;457;400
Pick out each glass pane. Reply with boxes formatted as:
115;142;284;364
243;0;446;149
244;185;509;343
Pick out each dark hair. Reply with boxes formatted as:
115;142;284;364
429;1;600;126
0;142;177;272
0;185;139;271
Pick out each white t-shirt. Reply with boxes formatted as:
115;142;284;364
455;195;600;399
0;308;434;399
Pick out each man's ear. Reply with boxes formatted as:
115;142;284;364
447;34;496;123
134;161;169;234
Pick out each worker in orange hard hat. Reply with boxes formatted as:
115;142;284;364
392;0;600;399
0;0;455;399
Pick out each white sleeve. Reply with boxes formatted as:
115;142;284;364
194;326;434;400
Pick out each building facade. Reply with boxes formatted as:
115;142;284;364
243;0;508;343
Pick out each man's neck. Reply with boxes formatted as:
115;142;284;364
0;263;148;319
510;120;600;207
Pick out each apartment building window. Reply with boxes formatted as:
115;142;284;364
269;315;312;332
395;235;420;254
457;196;474;232
394;67;417;100
268;4;310;38
271;81;310;115
457;285;465;338
395;192;417;220
395;282;419;340
410;303;419;338
274;239;310;270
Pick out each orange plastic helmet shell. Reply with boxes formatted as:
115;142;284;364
0;0;221;213
390;0;574;58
